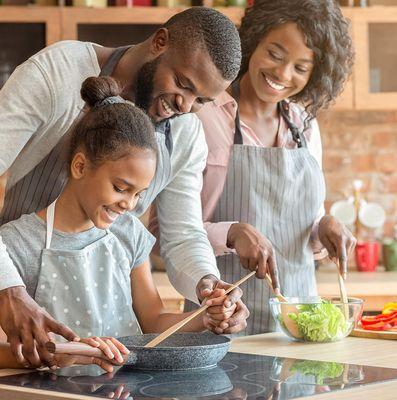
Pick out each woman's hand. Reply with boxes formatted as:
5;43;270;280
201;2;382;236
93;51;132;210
227;222;279;289
318;215;357;278
203;285;249;334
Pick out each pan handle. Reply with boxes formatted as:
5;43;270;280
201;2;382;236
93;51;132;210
45;341;136;365
46;341;106;357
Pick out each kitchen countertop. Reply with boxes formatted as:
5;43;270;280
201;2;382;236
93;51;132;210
231;333;397;399
0;333;396;399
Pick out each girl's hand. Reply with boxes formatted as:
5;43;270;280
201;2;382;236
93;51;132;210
79;336;130;365
53;353;120;373
318;215;357;279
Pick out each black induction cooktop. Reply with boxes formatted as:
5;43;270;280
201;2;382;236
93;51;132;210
1;352;397;399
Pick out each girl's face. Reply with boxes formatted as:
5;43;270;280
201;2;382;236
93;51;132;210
247;22;314;104
72;147;156;229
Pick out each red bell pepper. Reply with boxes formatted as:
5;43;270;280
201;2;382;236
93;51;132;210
361;311;397;325
361;322;393;331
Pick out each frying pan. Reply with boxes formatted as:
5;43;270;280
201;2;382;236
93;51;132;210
47;331;230;371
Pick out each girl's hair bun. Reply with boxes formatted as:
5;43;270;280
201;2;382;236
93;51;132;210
80;76;122;108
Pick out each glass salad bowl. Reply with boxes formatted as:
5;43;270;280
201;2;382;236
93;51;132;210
269;296;364;343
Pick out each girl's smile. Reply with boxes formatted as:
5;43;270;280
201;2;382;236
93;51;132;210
77;150;156;230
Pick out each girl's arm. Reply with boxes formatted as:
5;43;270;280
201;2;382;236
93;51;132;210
0;341;128;372
0;342;21;369
131;260;234;334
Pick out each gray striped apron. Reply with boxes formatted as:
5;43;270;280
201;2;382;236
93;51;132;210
186;84;325;336
0;46;172;224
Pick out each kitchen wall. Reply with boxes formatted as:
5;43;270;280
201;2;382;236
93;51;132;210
318;109;397;238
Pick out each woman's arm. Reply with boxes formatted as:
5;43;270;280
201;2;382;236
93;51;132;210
0;341;127;372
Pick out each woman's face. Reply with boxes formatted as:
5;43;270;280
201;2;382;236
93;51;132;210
247;22;314;104
73;147;156;229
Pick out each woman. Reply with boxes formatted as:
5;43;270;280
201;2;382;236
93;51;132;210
196;0;356;335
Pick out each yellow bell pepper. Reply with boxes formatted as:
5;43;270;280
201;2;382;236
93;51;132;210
382;302;397;314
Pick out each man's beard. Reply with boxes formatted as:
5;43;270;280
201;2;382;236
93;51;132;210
133;57;161;115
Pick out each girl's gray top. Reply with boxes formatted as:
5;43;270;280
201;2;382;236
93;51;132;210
0;212;155;298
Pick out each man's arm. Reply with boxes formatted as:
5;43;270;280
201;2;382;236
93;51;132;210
156;114;220;303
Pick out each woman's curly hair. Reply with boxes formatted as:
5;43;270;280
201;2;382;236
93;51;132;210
239;0;354;127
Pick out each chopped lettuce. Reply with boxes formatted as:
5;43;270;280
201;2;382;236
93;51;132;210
287;301;349;342
290;360;344;384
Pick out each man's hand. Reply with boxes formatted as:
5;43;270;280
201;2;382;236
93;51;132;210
0;286;78;367
318;215;357;279
227;222;279;289
197;276;249;334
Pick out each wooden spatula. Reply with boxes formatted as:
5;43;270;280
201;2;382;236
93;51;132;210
144;270;257;348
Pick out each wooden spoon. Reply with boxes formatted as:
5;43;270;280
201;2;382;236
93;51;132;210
265;274;302;339
144;270;257;348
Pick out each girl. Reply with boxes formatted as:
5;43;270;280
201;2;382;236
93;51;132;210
194;0;357;335
0;76;237;370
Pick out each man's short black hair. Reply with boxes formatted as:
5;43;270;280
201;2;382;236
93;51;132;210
163;7;241;82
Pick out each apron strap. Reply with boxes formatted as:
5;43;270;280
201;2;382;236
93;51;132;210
100;46;173;157
231;80;307;148
45;200;56;249
100;45;131;77
278;101;307;149
231;80;243;145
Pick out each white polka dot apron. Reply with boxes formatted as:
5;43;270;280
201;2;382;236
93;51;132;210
34;200;141;338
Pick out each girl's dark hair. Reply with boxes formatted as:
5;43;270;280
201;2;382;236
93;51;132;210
239;0;354;127
69;76;157;166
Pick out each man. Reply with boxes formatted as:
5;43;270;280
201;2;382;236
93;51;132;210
0;7;248;368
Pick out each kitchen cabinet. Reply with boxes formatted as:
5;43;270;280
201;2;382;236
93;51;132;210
0;7;61;88
331;7;355;110
353;6;397;109
5;5;397;109
61;6;244;41
0;5;351;108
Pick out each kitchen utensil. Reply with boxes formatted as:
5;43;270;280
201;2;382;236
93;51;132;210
264;274;301;339
264;273;287;302
144;270;256;348
355;241;380;272
269;296;363;342
350;325;397;340
46;331;230;370
330;200;356;226
358;202;385;229
336;260;349;319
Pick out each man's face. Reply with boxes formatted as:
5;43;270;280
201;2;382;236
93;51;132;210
134;48;229;123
